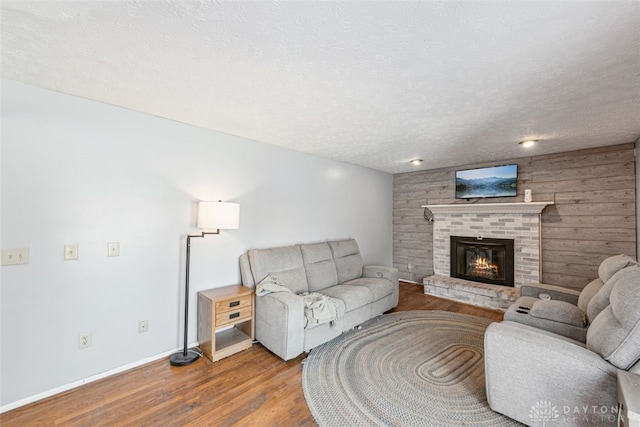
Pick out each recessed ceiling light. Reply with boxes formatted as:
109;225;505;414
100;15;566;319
519;139;537;148
411;159;423;165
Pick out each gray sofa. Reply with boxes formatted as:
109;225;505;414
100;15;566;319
239;238;399;360
485;257;640;426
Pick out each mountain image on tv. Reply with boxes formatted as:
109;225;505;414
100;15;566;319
455;164;518;199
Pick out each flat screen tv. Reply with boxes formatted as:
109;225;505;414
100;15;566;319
455;164;518;199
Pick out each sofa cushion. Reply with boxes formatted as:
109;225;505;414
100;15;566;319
598;254;637;282
329;239;363;283
268;267;309;295
587;265;640;370
300;242;339;292
248;245;309;294
342;277;393;301
577;277;604;314
321;284;373;312
587;264;637;323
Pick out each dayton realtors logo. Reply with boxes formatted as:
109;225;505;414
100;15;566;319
529;401;559;426
529;400;618;425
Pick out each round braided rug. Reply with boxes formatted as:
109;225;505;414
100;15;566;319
302;310;522;426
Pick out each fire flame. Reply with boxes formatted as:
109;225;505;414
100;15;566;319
474;256;491;269
468;255;499;278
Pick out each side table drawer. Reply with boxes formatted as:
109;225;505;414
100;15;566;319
215;294;252;313
216;306;252;327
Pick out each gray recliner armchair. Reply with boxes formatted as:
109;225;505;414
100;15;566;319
485;263;640;426
503;254;637;342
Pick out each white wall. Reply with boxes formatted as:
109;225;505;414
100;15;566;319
637;140;639;258
0;79;393;408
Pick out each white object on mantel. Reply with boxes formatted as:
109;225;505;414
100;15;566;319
524;189;532;203
422;202;553;215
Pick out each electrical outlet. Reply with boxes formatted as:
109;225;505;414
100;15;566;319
2;248;29;266
78;333;92;349
64;244;78;261
138;319;148;333
408;263;412;271
108;242;120;257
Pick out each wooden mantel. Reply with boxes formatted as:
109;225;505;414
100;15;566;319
422;202;553;215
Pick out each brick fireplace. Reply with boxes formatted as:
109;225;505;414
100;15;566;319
422;202;552;310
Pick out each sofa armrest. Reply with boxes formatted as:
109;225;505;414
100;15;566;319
363;265;399;307
485;321;618;426
239;253;255;288
529;300;587;327
255;292;305;361
520;282;581;305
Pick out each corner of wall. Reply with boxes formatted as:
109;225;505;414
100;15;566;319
636;138;639;259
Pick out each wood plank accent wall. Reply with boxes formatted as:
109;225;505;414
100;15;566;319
393;143;637;289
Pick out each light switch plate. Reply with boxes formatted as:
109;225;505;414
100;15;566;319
2;248;29;266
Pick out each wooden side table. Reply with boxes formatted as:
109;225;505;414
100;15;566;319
197;285;254;362
618;370;640;427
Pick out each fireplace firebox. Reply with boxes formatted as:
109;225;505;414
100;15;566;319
450;236;514;287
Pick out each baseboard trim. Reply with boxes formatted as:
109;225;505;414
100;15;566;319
399;279;421;285
0;344;196;414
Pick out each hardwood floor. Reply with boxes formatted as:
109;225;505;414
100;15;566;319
0;282;503;427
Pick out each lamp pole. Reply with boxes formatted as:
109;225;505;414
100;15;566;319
170;231;218;366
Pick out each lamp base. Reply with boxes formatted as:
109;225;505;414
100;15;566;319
169;348;200;366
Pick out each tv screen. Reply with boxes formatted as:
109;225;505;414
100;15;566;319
455;164;518;199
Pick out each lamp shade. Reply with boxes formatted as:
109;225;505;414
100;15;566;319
197;201;240;230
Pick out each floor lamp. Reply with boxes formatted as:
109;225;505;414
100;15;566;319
170;201;240;366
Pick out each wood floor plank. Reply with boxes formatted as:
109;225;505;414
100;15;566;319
0;282;503;426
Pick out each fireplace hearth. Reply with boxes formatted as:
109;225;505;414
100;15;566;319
450;236;514;287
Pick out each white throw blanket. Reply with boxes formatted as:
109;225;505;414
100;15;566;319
256;274;345;328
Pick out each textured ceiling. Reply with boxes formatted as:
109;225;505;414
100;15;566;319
2;1;639;174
